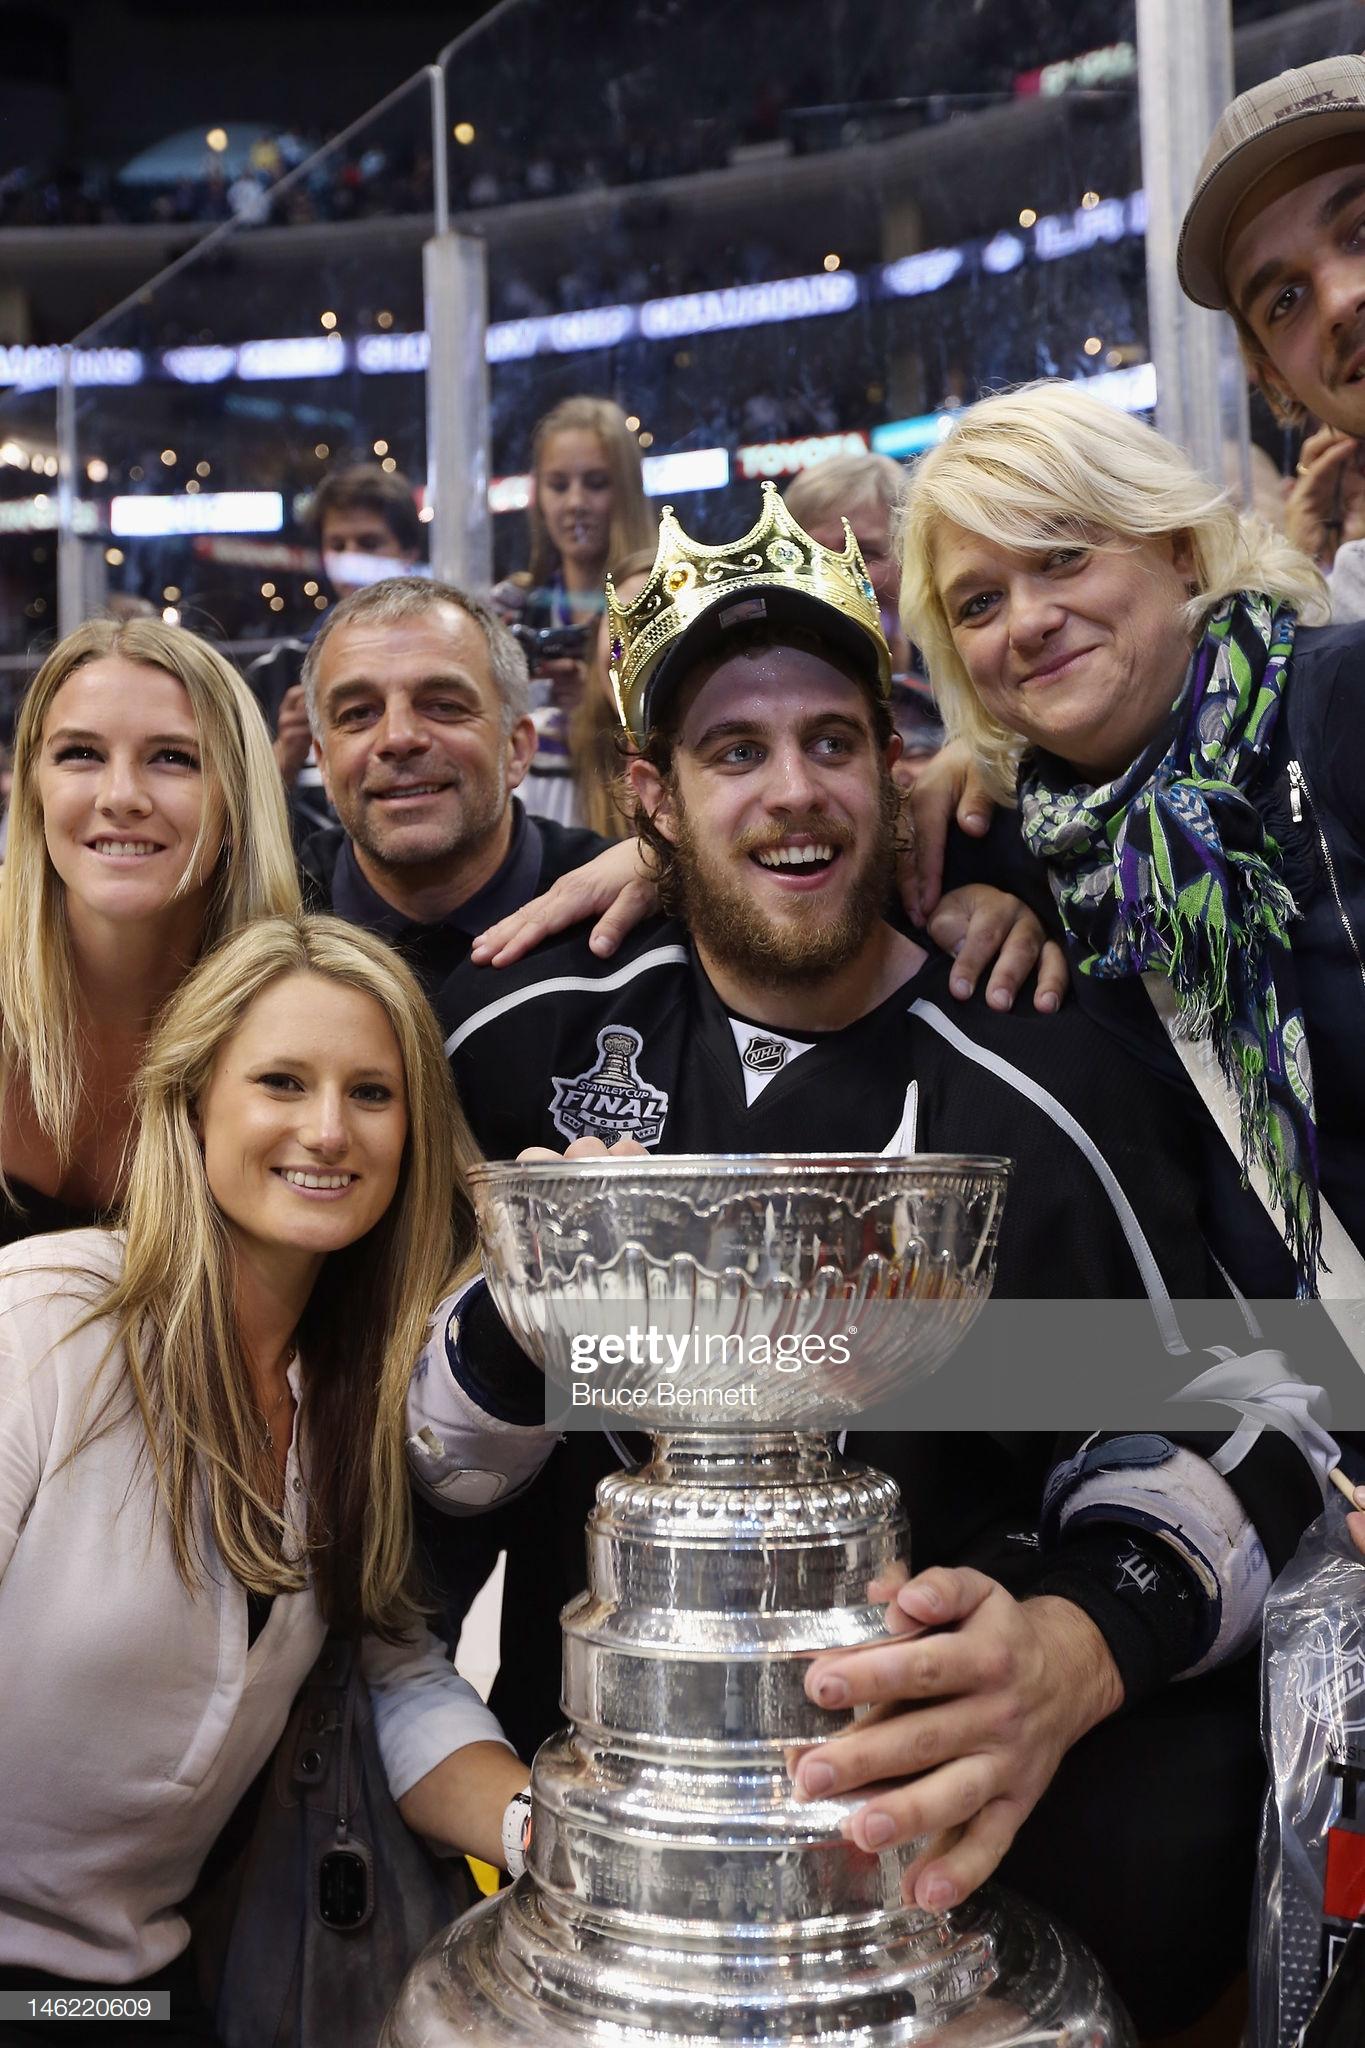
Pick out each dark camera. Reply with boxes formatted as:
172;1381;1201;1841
511;623;591;669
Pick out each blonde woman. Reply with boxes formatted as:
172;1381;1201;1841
566;545;656;839
0;914;539;2043
0;617;300;1244
513;397;657;828
897;378;1363;1284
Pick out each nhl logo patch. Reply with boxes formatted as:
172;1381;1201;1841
550;1027;669;1147
741;1035;789;1074
1293;1629;1365;1736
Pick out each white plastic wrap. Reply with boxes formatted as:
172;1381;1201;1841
1254;1504;1365;2048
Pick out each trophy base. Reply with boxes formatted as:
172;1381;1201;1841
382;1880;1134;2044
384;1429;1134;2047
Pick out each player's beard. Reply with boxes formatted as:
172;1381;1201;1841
670;773;901;989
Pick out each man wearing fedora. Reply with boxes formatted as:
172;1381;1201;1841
1180;52;1365;606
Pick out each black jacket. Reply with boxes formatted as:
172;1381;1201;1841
297;801;604;997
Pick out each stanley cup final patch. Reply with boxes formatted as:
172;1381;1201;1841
550;1027;670;1147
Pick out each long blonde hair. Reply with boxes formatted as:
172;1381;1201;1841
899;380;1327;801
89;914;479;1638
0;619;299;1167
527;395;655;590
569;546;656;839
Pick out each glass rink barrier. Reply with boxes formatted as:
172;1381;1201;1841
2;67;436;677
5;0;1363;677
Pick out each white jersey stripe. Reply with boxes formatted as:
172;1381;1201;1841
909;997;1188;1357
444;944;690;1058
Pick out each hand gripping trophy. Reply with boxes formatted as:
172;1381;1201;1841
384;491;1135;2046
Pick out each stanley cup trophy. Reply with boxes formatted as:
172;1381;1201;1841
384;1154;1135;2047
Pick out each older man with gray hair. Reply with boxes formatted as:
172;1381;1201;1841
297;576;604;995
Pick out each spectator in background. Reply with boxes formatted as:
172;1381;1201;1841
888;677;947;790
567;547;656;839
249;462;425;833
784;452;913;673
497;397;655;827
785;453;944;784
1180;53;1365;619
103;594;158;625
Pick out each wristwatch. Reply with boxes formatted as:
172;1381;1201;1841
501;1787;533;1879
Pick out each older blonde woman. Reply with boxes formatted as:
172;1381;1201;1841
0;618;299;1244
0;914;539;2043
898;380;1365;1292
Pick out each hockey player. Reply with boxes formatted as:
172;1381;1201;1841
432;487;1334;2037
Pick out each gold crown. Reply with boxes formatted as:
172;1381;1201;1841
607;481;891;741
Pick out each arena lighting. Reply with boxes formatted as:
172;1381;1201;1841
641;446;727;493
488;474;532;514
355;330;429;375
487;449;730;511
0;344;142;389
486;305;637;362
640;272;858;340
881;247;964;297
237;335;346;380
0;498;98;535
981;232;1026;275
162;344;237;383
871;359;1159;458
109;491;284;537
1035;192;1134;258
736;430;869;481
869;412;960;458
64;185;1156;397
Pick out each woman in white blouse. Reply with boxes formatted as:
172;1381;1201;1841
0;913;530;2044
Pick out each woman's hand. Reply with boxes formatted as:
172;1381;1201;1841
1284;426;1365;567
471;840;658;966
397;1743;530;1869
905;740;998;922
788;1567;1124;1913
926;885;1068;1013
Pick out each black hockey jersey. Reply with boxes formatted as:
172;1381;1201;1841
435;917;1329;1750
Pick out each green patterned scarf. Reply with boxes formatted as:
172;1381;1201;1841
1018;591;1320;1292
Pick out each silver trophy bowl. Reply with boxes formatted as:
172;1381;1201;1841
473;1153;1010;1428
384;1155;1134;2047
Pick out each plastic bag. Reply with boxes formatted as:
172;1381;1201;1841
1253;1503;1365;2048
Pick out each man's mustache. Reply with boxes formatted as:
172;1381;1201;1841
733;817;857;857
